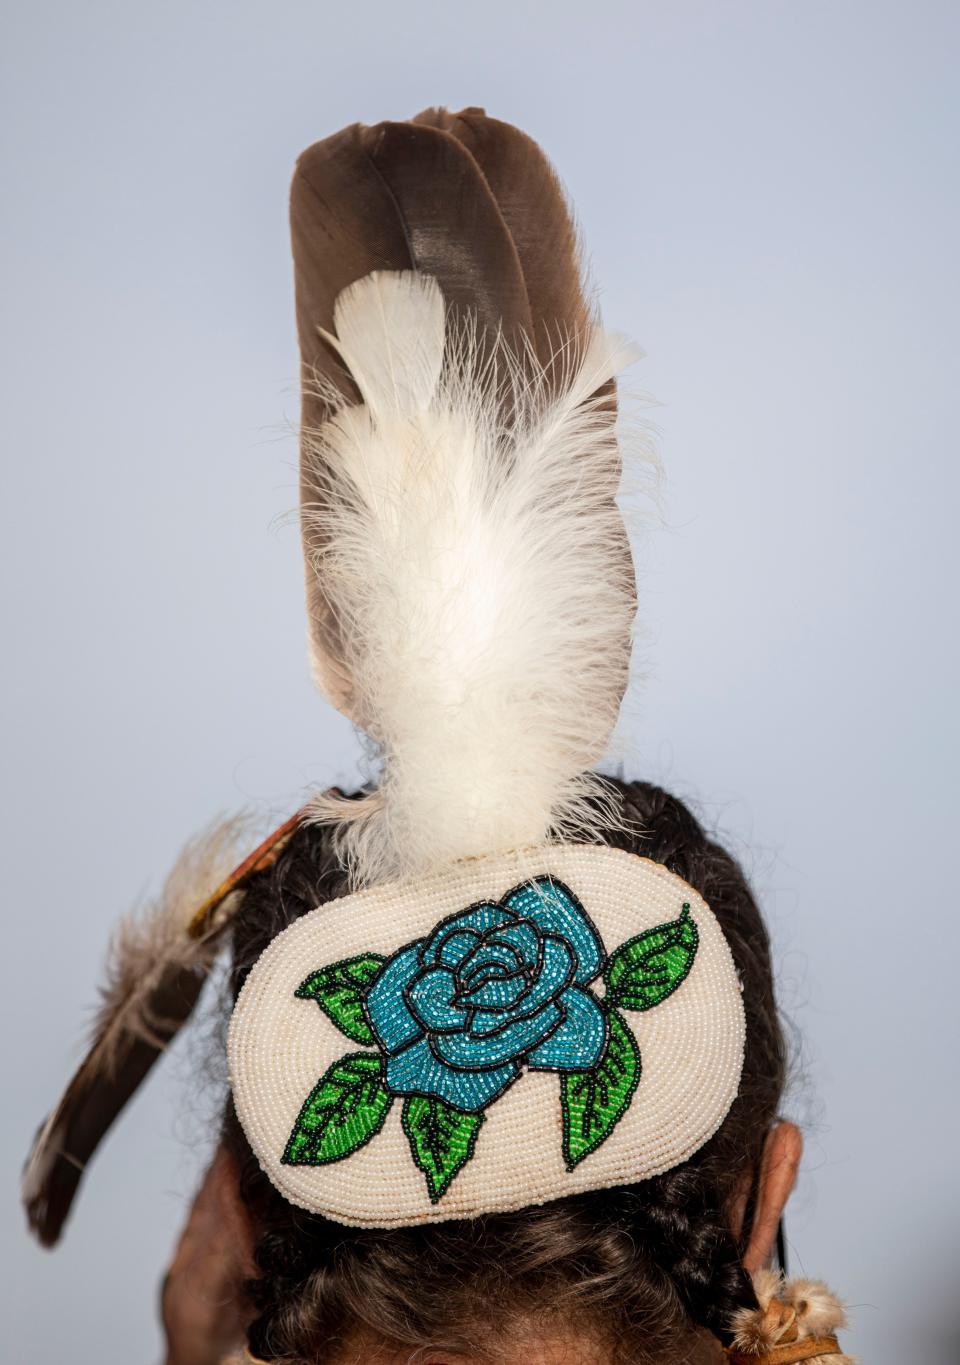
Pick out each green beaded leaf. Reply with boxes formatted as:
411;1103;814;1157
295;954;386;1046
603;904;699;1012
283;1053;392;1166
401;1095;485;1202
560;1007;641;1169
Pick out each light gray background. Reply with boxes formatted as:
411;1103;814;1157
3;3;957;1362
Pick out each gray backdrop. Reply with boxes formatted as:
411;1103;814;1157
4;2;957;1361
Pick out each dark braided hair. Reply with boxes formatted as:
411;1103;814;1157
223;779;786;1363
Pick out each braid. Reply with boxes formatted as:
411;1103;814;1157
626;1171;758;1342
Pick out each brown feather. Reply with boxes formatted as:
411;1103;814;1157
290;125;417;711
412;106;590;356
290;121;414;420
360;118;532;342
23;963;206;1247
22;813;282;1246
292;108;627;718
292;112;536;716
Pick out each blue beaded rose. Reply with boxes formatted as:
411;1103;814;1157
284;873;699;1203
365;878;608;1113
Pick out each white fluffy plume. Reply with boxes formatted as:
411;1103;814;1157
302;271;640;885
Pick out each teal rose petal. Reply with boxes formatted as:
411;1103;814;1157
365;945;423;1053
434;1002;562;1069
485;920;541;964
458;939;524;984
407;966;465;1032
427;903;515;957
526;987;607;1071
457;969;529;1012
503;879;603;984
468;934;575;1036
386;1037;518;1112
431;929;480;969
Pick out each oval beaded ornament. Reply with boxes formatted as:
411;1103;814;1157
228;844;745;1227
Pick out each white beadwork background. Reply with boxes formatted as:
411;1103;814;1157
229;847;744;1223
3;4;957;1362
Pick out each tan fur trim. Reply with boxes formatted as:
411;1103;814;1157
729;1271;852;1361
780;1279;848;1338
750;1266;784;1310
729;1298;798;1354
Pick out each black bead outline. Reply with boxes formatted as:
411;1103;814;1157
559;1005;641;1170
294;952;386;1046
281;1051;393;1167
400;1094;486;1203
603;902;699;1011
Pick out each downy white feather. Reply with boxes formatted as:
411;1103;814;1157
303;270;641;886
93;812;259;1066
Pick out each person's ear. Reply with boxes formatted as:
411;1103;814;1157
741;1121;803;1274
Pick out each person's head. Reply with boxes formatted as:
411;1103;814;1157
203;778;797;1364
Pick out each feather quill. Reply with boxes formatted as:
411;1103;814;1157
304;270;640;886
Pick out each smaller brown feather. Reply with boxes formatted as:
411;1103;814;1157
22;814;266;1247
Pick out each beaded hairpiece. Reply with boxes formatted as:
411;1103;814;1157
225;123;748;1222
230;844;744;1222
24;108;747;1242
